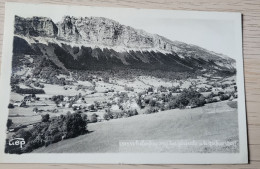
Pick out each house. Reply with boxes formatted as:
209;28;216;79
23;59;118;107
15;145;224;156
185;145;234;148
72;104;82;109
97;105;103;110
65;103;70;108
23;96;32;103
76;98;86;104
212;87;223;92
63;96;69;102
72;104;81;107
23;95;36;103
13;101;21;107
58;102;66;107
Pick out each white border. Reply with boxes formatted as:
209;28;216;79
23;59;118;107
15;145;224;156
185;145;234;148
0;2;248;164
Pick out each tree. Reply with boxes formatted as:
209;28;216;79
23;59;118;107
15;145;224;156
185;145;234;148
103;76;109;83
90;113;98;123
234;86;237;92
14;129;32;142
103;112;110;120
81;114;88;122
6;111;88;154
147;87;153;93
133;109;138;115
6;119;13;129
33;107;38;113
173;88;206;108
149;99;156;107
64;112;87;138
103;109;113;120
41;114;50;122
89;104;95;111
145;107;159;114
8;103;14;109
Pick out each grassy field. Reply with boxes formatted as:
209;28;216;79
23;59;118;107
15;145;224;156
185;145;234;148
34;101;239;153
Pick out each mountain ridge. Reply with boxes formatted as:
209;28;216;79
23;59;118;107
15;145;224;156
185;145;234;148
13;15;236;74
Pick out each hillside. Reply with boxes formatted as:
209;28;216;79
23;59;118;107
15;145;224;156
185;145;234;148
34;101;238;153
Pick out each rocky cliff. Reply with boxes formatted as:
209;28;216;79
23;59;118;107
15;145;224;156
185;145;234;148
13;15;236;74
14;16;58;37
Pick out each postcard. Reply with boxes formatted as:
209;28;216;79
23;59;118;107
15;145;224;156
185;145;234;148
0;2;248;164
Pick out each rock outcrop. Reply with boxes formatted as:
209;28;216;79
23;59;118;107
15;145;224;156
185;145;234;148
15;16;58;37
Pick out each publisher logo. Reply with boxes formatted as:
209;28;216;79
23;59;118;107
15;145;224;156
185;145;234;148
8;138;25;148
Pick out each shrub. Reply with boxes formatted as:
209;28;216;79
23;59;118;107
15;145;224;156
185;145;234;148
168;99;177;109
220;94;230;101
8;103;14;109
103;112;110;120
81;113;88;122
89;104;95;111
149;99;156;107
90;113;98;123
33;107;38;112
64;112;87;138
51;95;64;102
6;119;13;129
112;111;124;119
133;109;138;116
206;98;218;104
124;109;138;117
14;129;32;142
189;95;206;107
147;87;153;92
41;114;50;122
103;109;113;120
124;86;134;92
124;110;133;117
145;107;159;114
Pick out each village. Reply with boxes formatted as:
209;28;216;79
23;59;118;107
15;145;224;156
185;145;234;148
7;73;238;133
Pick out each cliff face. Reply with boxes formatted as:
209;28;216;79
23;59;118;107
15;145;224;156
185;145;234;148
14;16;186;52
56;16;175;51
13;15;236;73
14;16;58;37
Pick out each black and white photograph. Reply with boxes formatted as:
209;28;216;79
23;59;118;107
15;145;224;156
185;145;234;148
0;2;247;164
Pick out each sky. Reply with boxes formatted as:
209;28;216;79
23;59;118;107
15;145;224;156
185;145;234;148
13;3;239;59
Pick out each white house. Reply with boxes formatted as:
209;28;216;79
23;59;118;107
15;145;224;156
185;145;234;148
212;87;223;92
13;101;22;107
63;96;69;102
72;104;82;108
65;103;70;108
